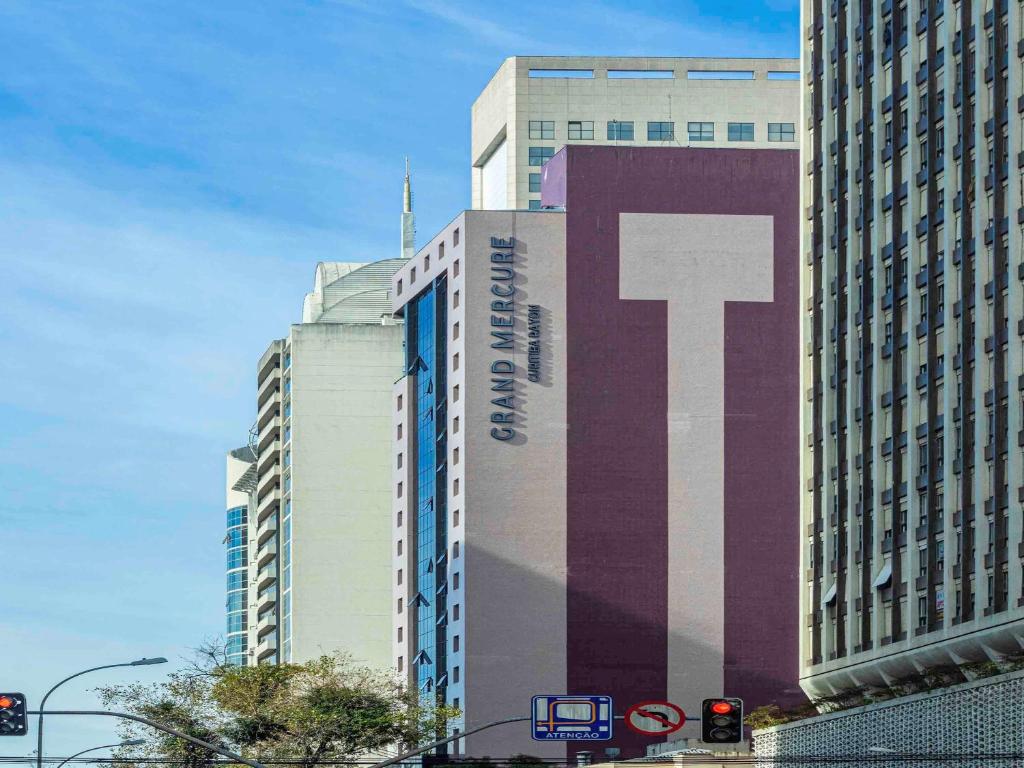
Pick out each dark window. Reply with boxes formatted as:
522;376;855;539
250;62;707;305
728;122;755;141
528;120;554;139
528;146;555;166
687;122;714;141
768;122;796;142
528;199;542;210
529;173;541;192
568;120;594;140
647;121;675;140
607;120;634;140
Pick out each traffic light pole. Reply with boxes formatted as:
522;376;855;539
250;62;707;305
28;710;266;768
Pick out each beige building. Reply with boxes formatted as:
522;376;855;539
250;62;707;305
248;258;406;667
801;0;1024;701
471;55;802;211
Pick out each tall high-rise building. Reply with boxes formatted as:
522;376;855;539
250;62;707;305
471;56;801;210
225;445;257;666
391;144;802;758
246;257;407;666
801;0;1024;698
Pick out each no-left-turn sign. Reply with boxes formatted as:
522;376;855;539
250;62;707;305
624;700;686;736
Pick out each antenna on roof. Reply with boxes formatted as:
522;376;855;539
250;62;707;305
401;157;415;259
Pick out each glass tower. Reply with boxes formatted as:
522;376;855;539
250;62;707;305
226;504;248;665
407;275;450;715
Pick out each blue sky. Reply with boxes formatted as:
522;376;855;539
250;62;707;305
0;0;798;757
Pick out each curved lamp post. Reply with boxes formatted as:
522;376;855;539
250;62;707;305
54;739;146;768
37;658;167;768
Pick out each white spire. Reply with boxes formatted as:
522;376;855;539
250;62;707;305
401;157;415;260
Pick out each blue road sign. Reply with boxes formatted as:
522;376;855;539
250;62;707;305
531;695;613;741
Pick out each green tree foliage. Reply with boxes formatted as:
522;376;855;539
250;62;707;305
99;649;459;768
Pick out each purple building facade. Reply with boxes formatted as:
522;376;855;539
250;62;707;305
391;146;802;759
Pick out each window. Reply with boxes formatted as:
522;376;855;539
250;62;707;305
528;200;542;210
453;665;461;683
397;626;403;642
453;384;460;402
410;266;416;283
453;478;460;496
453;634;460;652
453;572;460;589
728;122;754;141
453;416;460;433
529;173;541;193
438;242;445;259
453;352;459;371
607;120;634;140
529;146;555;166
453;446;460;464
453;540;460;558
397;656;403;672
396;453;403;469
396;481;403;498
397;539;403;555
453;227;459;246
397;278;403;295
453;603;460;619
397;510;403;527
424;254;430;272
396;394;403;411
768;122;796;142
453;322;460;340
453;290;460;308
647;121;674;140
568;120;594;140
397;423;403;440
397;597;403;613
528;120;554;139
453;259;460;277
688;122;714;141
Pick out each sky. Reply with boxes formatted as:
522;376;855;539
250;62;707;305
0;0;798;759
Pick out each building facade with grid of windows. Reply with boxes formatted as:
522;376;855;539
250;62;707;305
801;0;1024;700
471;56;802;211
242;258;406;667
392;145;802;759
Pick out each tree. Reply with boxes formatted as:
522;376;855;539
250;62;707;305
98;669;229;768
100;649;459;768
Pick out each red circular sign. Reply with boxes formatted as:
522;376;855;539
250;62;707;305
625;700;686;736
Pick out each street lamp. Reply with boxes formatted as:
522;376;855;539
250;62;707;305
55;739;146;768
37;658;168;768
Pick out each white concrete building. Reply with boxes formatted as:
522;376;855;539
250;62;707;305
471;55;802;211
248;258;406;667
801;0;1024;702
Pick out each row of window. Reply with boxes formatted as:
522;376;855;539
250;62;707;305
528;119;796;145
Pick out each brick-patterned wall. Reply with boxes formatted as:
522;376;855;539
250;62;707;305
754;670;1024;767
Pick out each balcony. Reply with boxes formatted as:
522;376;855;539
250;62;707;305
256;562;278;592
256;632;278;661
257;610;277;636
256;486;280;523
256;586;277;614
257;420;280;454
257;369;281;411
256;538;278;569
257;387;281;432
256;513;277;546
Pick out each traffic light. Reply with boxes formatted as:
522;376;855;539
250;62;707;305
701;698;743;744
0;694;27;736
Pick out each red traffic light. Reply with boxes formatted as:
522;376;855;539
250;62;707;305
0;697;14;710
710;700;733;715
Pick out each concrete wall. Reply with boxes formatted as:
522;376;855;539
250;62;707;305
289;323;404;669
754;669;1024;768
